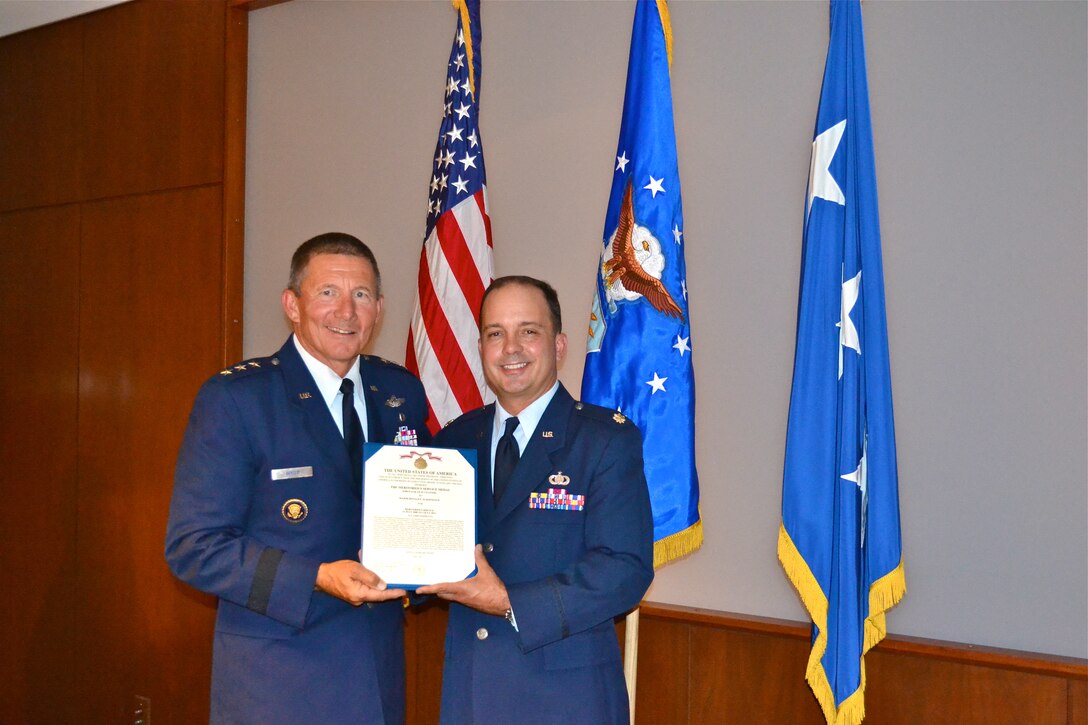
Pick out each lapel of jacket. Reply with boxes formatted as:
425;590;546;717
471;404;497;537
490;385;573;525
278;337;355;493
358;356;387;445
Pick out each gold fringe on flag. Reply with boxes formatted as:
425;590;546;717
655;0;674;69
777;523;906;725
451;0;476;99
653;517;702;569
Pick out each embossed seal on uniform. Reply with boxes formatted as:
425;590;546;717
271;466;313;481
281;498;309;523
385;395;405;408
548;472;570;487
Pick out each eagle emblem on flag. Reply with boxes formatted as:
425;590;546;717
600;179;684;322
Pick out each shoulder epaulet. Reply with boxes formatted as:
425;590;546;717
362;354;410;373
215;355;279;379
443;404;492;428
573;400;629;426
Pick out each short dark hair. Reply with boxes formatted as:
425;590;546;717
287;232;381;295
480;276;562;334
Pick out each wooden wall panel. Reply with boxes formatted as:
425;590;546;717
632;617;690;724
1;0;242;718
80;0;225;201
0;205;81;724
865;648;1069;725
403;604;1088;725
405;601;451;724
76;186;225;722
687;625;826;725
0;22;82;212
1070;679;1087;725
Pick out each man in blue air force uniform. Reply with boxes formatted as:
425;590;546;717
165;233;430;724
418;276;654;724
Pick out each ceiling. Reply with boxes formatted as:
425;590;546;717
0;0;129;38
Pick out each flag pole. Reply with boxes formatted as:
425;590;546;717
624;607;640;724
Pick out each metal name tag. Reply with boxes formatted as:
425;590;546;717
271;466;314;481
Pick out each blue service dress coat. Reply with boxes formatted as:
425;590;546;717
165;337;430;724
433;384;654;725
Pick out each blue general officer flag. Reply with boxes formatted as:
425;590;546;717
582;0;701;568
778;2;905;724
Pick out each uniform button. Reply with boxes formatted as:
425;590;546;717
483;543;494;553
476;627;489;641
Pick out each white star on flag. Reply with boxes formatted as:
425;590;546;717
446;124;463;143
840;434;869;546
616;152;629;173
644;175;665;198
454;102;471;120
468;131;478;148
459;153;477;169
672;224;683;244
673;335;690;356
646;372;667;394
807;119;847;217
454;54;464;70
452;176;469;194
838;269;861;379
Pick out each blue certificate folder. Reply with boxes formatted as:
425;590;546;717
361;443;478;590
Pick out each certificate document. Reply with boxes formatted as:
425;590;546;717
361;444;477;589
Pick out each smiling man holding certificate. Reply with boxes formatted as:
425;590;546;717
417;276;655;725
165;233;430;724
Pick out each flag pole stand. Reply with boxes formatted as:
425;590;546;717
624;607;640;724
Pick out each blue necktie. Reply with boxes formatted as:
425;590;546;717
340;378;364;496
493;416;520;504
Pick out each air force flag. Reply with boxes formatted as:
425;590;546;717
582;0;701;568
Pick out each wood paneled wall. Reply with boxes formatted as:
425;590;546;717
404;603;1088;725
0;2;246;721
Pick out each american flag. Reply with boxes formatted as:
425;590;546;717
406;0;493;433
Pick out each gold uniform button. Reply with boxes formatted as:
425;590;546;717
476;628;489;641
483;543;494;553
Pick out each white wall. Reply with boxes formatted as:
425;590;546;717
244;0;1088;658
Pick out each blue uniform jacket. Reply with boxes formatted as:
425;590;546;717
433;384;654;724
165;337;430;724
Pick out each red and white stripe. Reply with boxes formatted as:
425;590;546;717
406;188;494;433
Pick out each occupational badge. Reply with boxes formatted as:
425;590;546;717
548;472;570;487
385;395;405;408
